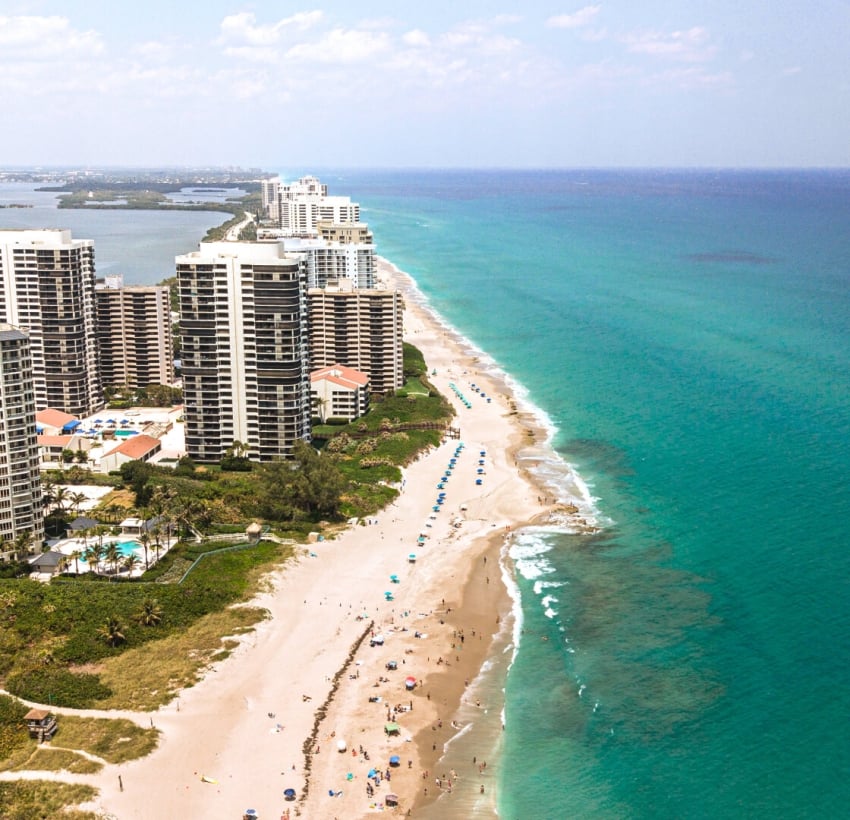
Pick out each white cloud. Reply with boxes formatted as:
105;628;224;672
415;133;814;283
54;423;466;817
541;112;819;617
624;27;716;62
222;46;280;64
132;40;177;63
285;28;391;63
547;6;601;30
782;65;802;76
217;10;323;46
402;29;431;48
0;15;103;59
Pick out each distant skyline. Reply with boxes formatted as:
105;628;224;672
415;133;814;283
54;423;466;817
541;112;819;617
1;1;848;168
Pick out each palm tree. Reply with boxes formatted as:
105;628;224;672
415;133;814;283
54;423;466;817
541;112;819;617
84;543;104;574
135;597;163;627
70;549;82;574
97;615;126;647
138;531;151;570
104;542;122;576
151;524;163;562
122;553;142;576
11;530;33;561
41;477;57;509
51;486;69;514
69;491;89;516
104;502;124;525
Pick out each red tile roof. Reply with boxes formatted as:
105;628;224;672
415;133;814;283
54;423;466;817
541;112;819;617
37;435;74;447
311;363;369;387
36;408;77;428
104;434;161;460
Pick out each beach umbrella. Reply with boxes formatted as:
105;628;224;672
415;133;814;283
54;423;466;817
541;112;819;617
386;793;399;806
408;554;417;562
244;810;257;817
389;755;400;766
385;722;400;734
368;768;377;778
284;788;296;800
405;676;416;690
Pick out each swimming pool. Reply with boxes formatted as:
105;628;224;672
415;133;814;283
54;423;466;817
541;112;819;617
77;540;141;563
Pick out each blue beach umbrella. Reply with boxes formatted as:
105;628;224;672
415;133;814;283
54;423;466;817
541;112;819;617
389;755;400;766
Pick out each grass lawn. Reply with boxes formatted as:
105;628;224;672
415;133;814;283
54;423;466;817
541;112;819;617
0;781;99;820
49;715;159;764
9;747;102;774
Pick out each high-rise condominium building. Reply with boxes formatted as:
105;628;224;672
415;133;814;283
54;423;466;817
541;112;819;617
177;242;311;463
0;229;102;415
95;275;174;389
261;177;280;224
268;175;360;237
279;237;376;290
308;279;404;396
0;325;44;552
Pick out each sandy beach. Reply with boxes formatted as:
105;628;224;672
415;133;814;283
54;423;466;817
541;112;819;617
77;257;561;819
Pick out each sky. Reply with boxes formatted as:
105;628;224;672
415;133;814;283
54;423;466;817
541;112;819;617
1;0;848;168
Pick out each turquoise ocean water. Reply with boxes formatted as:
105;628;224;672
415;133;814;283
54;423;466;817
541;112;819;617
312;169;850;818
4;170;849;817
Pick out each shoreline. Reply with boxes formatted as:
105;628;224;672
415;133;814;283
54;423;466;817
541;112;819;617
72;253;582;820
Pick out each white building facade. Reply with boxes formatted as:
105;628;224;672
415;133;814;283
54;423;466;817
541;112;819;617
0;229;102;416
177;242;311;463
311;364;370;423
264;175;361;237
0;325;44;553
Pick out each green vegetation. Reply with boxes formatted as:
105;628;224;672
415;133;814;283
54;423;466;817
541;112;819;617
104;382;182;408
97;605;269;710
9;747;102;774
0;540;292;708
0;695;30;763
200;193;262;242
47;715;159;764
0;781;98;820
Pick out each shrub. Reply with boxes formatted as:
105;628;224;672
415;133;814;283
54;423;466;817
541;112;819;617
0;694;30;761
6;668;112;709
